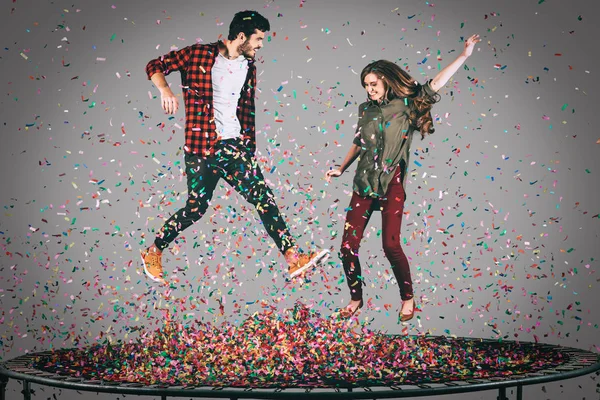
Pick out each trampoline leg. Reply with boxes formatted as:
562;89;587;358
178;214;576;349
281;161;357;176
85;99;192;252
22;381;31;400
517;385;523;400
498;386;507;400
0;376;7;400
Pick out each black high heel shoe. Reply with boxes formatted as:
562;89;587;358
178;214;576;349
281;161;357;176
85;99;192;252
399;298;416;322
339;299;364;318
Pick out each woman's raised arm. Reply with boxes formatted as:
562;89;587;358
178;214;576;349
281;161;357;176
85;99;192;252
430;34;480;92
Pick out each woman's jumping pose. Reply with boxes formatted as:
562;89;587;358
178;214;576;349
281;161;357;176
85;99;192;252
326;34;480;321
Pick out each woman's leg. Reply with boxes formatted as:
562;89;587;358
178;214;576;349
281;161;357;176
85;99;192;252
340;192;375;301
380;167;413;301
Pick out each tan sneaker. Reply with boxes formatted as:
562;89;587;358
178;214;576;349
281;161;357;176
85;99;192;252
286;247;330;278
140;247;165;284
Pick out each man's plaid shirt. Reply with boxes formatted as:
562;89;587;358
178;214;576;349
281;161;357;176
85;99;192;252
146;42;257;157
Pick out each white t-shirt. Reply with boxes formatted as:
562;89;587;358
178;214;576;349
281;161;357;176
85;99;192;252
212;53;249;140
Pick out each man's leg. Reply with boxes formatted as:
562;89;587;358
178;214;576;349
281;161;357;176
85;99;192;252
154;153;220;250
142;152;220;282
216;141;328;276
216;141;294;253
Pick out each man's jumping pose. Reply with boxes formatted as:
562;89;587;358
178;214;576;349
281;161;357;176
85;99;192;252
141;10;328;284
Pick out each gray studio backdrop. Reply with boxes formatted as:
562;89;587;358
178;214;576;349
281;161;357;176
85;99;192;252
1;0;598;399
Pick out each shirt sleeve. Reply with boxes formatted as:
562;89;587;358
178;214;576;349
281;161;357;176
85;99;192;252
352;102;367;146
145;45;192;80
240;64;257;156
422;79;437;97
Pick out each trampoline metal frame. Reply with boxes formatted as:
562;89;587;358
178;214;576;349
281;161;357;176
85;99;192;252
1;343;598;400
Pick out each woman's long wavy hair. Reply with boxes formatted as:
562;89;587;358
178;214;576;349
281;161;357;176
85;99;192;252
360;60;440;139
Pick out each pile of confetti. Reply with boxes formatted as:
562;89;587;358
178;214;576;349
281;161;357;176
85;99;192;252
32;304;568;388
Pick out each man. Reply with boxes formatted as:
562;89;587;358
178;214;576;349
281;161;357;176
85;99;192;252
141;10;328;284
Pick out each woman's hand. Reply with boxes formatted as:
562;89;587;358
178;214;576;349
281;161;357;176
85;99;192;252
462;34;481;58
325;169;343;183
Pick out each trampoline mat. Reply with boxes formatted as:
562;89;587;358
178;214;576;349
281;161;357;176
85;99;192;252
30;304;571;388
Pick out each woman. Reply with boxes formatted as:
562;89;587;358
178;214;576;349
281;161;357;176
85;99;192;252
325;34;480;322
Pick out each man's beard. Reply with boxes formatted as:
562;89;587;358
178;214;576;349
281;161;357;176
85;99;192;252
237;39;254;58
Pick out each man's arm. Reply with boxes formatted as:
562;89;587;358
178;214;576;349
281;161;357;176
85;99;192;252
145;46;192;114
150;72;178;114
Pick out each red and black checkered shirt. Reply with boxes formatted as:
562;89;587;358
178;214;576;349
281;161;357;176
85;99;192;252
146;41;257;157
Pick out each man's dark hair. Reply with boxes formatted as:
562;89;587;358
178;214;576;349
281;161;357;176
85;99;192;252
228;10;270;41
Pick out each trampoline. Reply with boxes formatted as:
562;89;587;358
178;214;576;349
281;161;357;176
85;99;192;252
1;305;598;399
2;338;599;400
